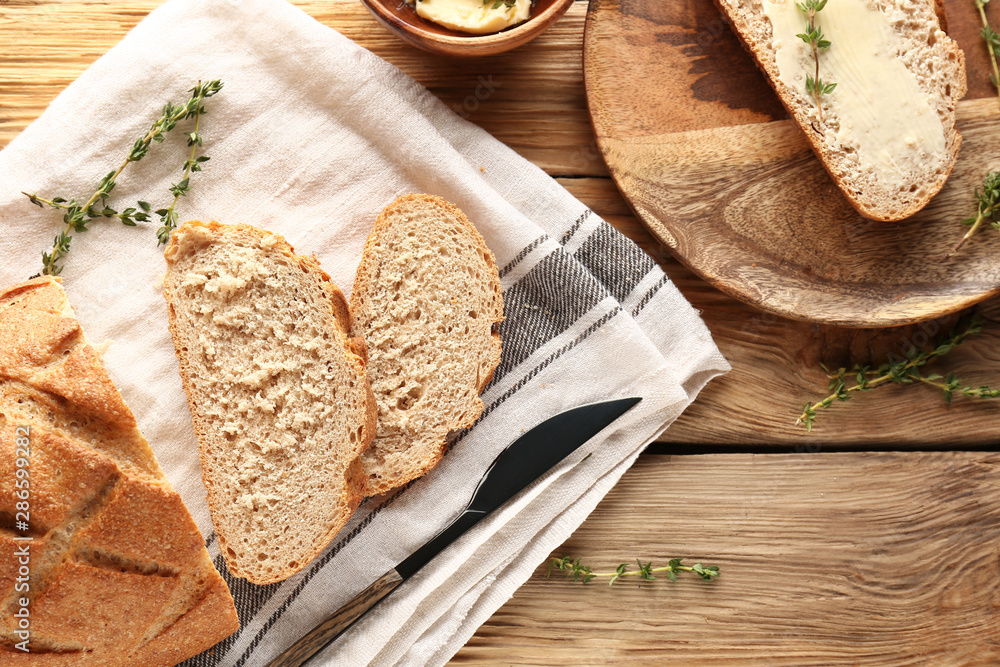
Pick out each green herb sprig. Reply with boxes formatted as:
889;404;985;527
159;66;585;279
797;314;999;431
484;0;517;9
548;556;721;586
947;171;1000;259
154;98;216;245
978;0;1000;98
24;79;223;275
796;0;836;122
948;1;1000;258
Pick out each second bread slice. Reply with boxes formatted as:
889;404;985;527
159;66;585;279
351;194;504;496
163;221;375;584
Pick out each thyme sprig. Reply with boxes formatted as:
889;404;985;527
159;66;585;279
484;0;517;9
797;314;999;430
796;0;836;122
155;106;214;245
24;79;223;275
547;556;721;586
977;0;1000;98
948;2;1000;258
946;171;1000;258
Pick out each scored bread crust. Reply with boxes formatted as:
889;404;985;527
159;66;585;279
716;0;967;221
0;276;238;665
351;194;504;497
163;221;377;585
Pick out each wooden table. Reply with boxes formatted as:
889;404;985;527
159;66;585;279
3;0;999;663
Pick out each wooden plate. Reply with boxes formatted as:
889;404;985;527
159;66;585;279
584;0;1000;327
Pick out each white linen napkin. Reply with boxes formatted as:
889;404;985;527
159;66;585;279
0;0;729;664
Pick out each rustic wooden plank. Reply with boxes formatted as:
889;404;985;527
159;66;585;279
451;452;1000;665
3;0;1000;447
0;0;600;177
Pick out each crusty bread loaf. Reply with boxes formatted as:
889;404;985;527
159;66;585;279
0;276;238;665
163;221;376;585
351;194;503;496
716;0;966;221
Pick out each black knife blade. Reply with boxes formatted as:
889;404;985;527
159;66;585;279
267;396;642;667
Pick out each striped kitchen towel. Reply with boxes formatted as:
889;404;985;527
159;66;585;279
0;0;729;664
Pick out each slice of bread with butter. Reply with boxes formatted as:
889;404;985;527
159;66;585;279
716;0;967;221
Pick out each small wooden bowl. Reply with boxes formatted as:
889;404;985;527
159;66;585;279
361;0;576;57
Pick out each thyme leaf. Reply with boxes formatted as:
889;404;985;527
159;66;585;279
547;555;721;586
796;0;834;121
948;1;1000;258
947;171;1000;259
797;314;999;431
25;79;223;274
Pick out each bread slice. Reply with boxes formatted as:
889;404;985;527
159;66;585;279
716;0;966;221
163;221;376;585
350;194;503;496
0;276;238;664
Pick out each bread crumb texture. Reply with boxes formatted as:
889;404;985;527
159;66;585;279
352;194;503;496
0;276;238;665
163;221;374;585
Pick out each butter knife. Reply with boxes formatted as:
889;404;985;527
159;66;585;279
267;396;642;667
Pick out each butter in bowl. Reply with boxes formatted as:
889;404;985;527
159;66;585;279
407;0;532;35
361;0;575;56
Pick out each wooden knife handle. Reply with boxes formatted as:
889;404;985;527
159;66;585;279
267;568;404;667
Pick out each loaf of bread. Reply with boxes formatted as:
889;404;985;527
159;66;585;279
716;0;966;221
350;194;504;496
163;221;376;585
0;276;238;665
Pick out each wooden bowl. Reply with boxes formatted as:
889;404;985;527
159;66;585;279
361;0;575;57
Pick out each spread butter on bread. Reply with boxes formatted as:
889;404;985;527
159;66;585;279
0;276;238;664
163;222;376;585
350;194;504;496
716;0;967;221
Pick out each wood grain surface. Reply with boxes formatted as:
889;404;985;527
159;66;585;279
2;3;1000;444
585;0;1000;326
3;1;1000;664
455;453;1000;665
3;2;1000;445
